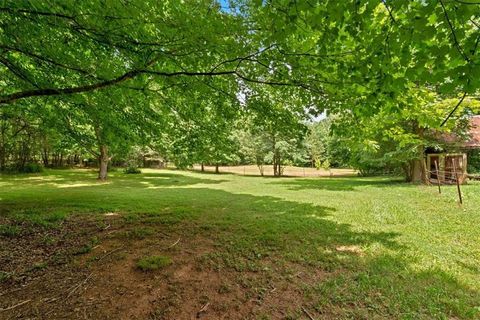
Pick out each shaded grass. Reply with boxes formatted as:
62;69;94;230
0;224;21;237
1;169;480;318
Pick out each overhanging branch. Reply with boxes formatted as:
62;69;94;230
440;92;467;127
0;65;318;105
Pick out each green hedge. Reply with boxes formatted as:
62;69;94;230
467;149;480;174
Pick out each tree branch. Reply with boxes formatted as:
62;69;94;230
0;56;40;88
0;45;94;75
440;92;468;127
439;0;471;63
382;0;396;23
0;68;142;104
1;62;319;105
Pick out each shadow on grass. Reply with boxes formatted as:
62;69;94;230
0;170;227;189
115;172;229;188
1;171;479;318
270;176;408;191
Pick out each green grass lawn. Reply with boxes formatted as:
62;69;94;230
1;169;480;319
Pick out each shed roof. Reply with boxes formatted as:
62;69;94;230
465;115;480;148
431;115;480;149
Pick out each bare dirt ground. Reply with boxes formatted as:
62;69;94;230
192;165;356;178
0;215;332;320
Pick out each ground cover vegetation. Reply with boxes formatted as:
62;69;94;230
1;169;480;318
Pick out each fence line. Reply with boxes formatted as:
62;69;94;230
426;160;464;205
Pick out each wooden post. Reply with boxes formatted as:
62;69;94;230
453;159;463;205
434;160;441;194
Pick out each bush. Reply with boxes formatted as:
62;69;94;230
1;163;44;174
21;163;43;173
467;150;480;174
136;255;172;271
124;166;142;174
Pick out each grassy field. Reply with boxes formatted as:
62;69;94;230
1;169;480;319
191;164;356;177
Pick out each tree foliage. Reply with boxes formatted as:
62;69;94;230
0;1;478;179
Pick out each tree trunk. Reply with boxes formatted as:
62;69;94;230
410;123;429;184
42;148;49;167
273;152;278;176
257;164;264;176
0;120;4;171
0;145;5;171
98;145;109;181
403;163;413;182
201;163;205;172
273;150;281;177
0;126;5;171
411;146;428;183
215;163;219;174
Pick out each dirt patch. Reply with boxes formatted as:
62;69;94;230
0;215;331;319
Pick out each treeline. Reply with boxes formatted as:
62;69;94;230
1;1;479;181
3;96;480;179
0;106;349;176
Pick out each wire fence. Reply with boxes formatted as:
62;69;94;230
427;158;464;204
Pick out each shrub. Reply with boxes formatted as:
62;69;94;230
124;166;142;174
467;149;480;174
1;163;43;174
20;163;43;173
136;255;172;271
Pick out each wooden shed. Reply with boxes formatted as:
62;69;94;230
426;153;467;184
426;115;480;184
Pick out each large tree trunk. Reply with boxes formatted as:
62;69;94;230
410;146;428;184
201;163;205;172
403;163;413;182
215;163;219;174
409;122;429;184
98;145;109;181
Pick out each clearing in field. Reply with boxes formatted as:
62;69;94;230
1;169;480;319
